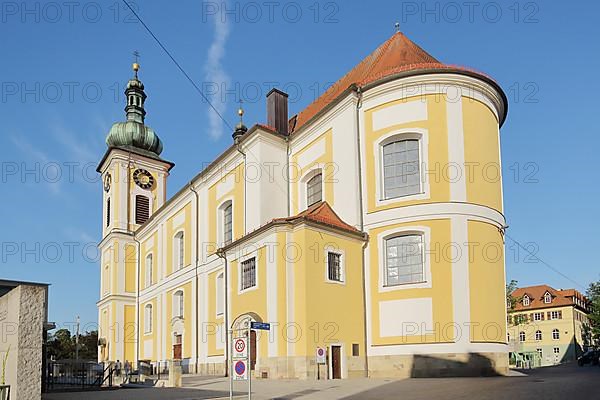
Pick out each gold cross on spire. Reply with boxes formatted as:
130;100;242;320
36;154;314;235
133;50;141;77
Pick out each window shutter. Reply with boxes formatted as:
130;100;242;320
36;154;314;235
541;313;545;321
558;310;562;319
135;195;150;224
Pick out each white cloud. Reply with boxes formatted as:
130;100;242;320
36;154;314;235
204;5;231;140
10;135;61;195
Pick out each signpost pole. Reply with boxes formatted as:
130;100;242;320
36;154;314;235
229;329;233;400
247;321;251;400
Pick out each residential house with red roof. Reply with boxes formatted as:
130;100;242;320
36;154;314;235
508;285;592;367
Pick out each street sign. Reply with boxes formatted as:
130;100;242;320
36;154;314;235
251;322;270;331
233;359;248;381
233;337;248;359
316;347;326;364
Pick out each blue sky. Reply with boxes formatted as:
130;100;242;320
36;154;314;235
0;0;598;327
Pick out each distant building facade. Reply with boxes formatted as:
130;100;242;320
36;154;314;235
507;285;591;367
97;32;509;378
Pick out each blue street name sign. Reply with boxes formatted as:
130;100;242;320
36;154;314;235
251;322;271;331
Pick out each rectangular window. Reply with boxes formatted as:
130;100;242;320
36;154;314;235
385;234;424;286
550;311;562;320
553;347;560;354
352;344;359;357
327;252;342;282
383;139;421;199
241;257;256;291
534;312;543;321
536;348;542;357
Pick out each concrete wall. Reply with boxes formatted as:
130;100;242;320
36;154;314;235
0;284;47;400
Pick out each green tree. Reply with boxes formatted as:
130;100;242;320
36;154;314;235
78;330;99;361
586;280;600;345
506;279;521;311
47;329;75;360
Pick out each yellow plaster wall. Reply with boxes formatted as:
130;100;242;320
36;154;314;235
463;98;503;212
368;219;454;345
165;281;193;359
141;232;159;288
207;269;225;357
207;163;245;248
165;203;193;276
125;244;136;293
300;228;365;357
290;129;334;214
364;95;450;212
124;305;136;363
468;220;506;343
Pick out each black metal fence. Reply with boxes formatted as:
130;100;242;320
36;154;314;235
45;361;113;392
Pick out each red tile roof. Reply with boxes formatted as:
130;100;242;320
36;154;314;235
289;32;504;133
274;201;361;235
511;284;589;312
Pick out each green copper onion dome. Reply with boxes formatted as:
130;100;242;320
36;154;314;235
106;62;164;157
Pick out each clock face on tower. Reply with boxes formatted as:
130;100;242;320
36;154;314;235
133;169;155;190
103;173;112;192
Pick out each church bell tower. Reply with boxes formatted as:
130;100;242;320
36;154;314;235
96;59;174;364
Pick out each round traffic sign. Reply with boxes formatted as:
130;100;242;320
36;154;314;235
235;339;246;353
235;360;246;375
317;348;325;356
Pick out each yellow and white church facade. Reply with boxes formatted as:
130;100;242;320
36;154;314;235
97;32;509;378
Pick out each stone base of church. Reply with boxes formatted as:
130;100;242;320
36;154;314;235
367;352;508;378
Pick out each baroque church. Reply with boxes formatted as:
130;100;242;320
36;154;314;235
97;31;509;378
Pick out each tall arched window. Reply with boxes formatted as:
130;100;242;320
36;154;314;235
145;254;153;288
552;329;560;340
144;304;153;334
382;139;421;199
174;231;184;271
535;330;542;341
223;202;233;245
174;290;184;318
306;173;323;206
106;198;111;227
519;331;526;342
216;273;224;316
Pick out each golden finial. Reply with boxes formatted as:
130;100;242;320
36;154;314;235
237;99;244;123
132;50;140;77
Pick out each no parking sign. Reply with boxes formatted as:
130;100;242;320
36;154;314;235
233;359;248;381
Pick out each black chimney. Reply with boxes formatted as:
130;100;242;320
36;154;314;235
266;88;289;136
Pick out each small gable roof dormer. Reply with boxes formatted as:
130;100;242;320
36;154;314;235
522;294;530;306
543;291;553;303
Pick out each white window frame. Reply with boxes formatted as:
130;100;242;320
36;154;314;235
145;253;153;288
238;253;258;293
544;291;552;304
173;289;184;319
216;272;224;317
299;166;325;211
550;311;560;320
552;329;560;340
217;198;234;247
144;304;153;334
324;247;345;284
173;231;185;272
378;226;431;292
535;330;542;341
374;129;430;207
523;295;530;306
553;347;560;354
533;312;542;321
519;331;526;342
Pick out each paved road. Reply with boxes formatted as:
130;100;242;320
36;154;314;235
43;363;600;400
343;363;600;400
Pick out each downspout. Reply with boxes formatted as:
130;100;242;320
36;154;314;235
216;249;229;377
286;136;291;216
354;86;369;377
190;184;200;373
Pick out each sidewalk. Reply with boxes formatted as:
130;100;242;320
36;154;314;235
182;375;396;399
